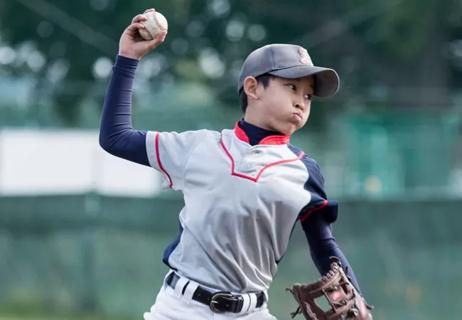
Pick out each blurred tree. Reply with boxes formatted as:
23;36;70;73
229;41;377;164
333;0;454;108
0;0;461;125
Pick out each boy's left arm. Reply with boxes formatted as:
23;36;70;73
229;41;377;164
287;211;373;319
297;157;362;291
301;207;361;293
291;157;372;319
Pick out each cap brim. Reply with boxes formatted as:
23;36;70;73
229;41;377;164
269;66;340;97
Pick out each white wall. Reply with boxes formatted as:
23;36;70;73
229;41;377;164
0;129;161;197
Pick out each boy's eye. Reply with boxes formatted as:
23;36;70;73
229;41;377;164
286;83;312;100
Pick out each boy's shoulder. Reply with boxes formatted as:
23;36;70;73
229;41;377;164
288;143;323;178
288;144;319;165
170;128;221;138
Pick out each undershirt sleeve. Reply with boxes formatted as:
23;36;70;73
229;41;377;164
298;156;362;294
301;212;362;294
99;55;149;166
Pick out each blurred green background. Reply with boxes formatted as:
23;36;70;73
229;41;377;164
1;0;462;319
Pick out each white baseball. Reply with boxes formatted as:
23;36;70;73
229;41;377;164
139;11;168;41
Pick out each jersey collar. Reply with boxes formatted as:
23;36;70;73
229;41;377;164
233;121;290;145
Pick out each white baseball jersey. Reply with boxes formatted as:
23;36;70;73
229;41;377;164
145;123;322;292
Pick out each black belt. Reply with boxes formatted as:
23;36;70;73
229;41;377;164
166;272;266;313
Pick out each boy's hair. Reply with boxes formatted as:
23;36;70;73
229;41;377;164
239;74;274;113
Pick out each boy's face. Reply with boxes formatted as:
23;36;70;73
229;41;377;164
245;76;315;136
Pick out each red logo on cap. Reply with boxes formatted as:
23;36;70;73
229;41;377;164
299;48;312;65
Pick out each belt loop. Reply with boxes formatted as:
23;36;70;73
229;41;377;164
237;293;251;315
164;271;175;289
173;275;189;297
182;279;199;300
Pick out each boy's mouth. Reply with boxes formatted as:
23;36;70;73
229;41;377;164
292;112;303;121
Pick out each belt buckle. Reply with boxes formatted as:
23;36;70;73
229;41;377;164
209;292;237;313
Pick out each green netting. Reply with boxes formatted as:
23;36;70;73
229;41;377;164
0;194;461;320
339;112;459;197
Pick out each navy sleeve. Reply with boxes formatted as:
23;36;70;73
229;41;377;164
99;55;149;166
289;149;363;294
301;211;362;294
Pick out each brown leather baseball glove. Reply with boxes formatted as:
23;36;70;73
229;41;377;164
287;260;373;320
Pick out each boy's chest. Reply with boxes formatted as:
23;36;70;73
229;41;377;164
184;138;310;215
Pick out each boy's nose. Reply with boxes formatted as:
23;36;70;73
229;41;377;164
294;99;307;111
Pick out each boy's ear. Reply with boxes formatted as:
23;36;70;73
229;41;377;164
243;76;259;100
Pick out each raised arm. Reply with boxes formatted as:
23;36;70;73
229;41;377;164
99;9;167;166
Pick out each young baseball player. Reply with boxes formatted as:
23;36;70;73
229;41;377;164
100;9;372;320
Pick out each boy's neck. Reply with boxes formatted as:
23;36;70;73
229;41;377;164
239;119;285;146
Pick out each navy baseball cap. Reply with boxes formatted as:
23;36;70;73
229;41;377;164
238;44;340;97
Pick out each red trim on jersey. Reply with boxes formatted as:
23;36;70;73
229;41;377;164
154;132;173;188
234;122;250;143
233;122;290;145
220;138;304;183
259;135;290;145
299;199;329;222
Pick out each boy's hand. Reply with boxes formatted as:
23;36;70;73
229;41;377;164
118;9;167;60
